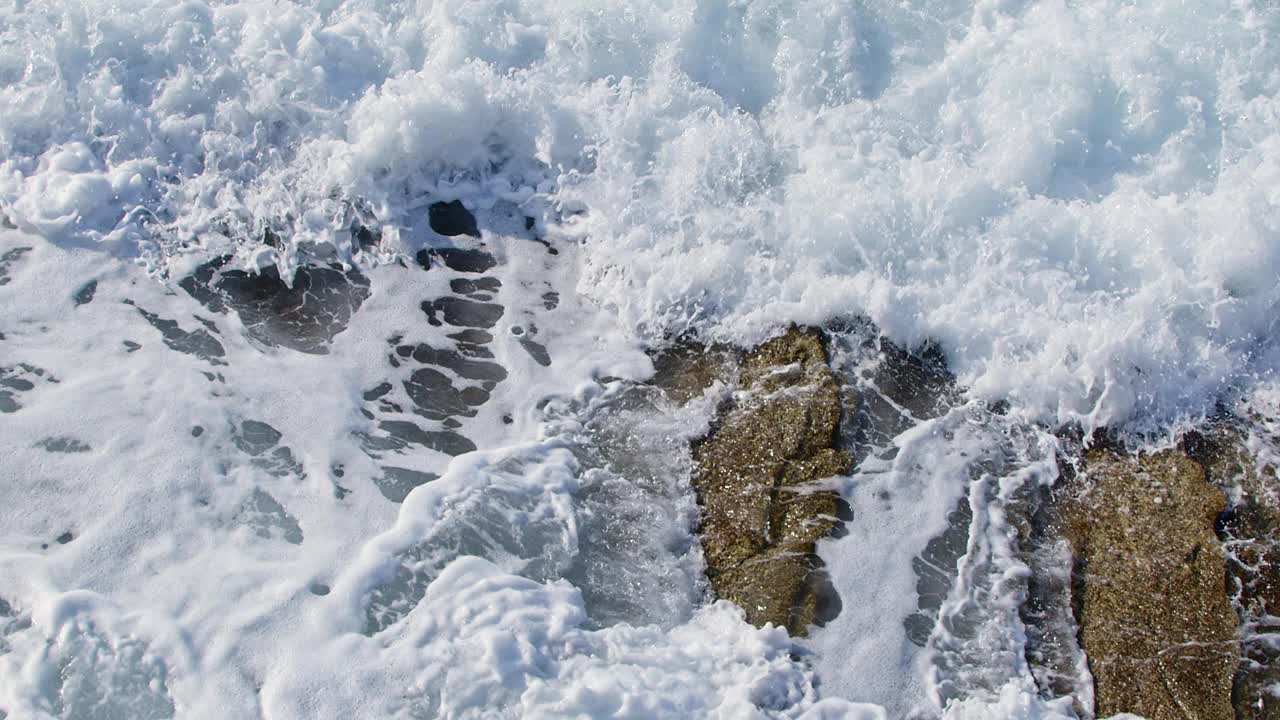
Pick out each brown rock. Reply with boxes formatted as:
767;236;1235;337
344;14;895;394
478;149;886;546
1069;449;1238;720
688;328;849;635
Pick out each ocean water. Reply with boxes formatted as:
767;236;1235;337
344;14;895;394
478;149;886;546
0;0;1277;717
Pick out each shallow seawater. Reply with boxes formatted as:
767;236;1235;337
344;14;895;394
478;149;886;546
2;0;1279;717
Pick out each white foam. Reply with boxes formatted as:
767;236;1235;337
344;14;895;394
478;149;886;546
0;226;871;718
4;0;1277;427
1;0;1278;716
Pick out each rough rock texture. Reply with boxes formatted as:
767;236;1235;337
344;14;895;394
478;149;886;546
1195;430;1280;720
689;328;849;635
1068;449;1238;720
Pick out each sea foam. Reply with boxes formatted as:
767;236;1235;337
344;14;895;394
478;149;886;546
1;0;1277;717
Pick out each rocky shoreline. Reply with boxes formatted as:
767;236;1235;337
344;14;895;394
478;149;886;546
655;325;1280;719
160;215;1279;717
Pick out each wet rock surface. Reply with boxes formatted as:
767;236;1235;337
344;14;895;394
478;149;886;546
684;328;849;635
72;279;96;306
1016;479;1091;709
233;419;304;479
0;245;31;286
840;333;958;462
427;200;480;238
1066;448;1238;720
180;258;370;355
640;319;1273;711
828;330;968;650
127;301;227;364
35;436;91;453
355;230;558;504
238;488;304;545
647;342;736;405
904;495;973;647
0;363;58;413
1193;429;1280;719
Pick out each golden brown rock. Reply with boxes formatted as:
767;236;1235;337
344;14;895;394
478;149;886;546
1069;449;1238;720
688;328;849;635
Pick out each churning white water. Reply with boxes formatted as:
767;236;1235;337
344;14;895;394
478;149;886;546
1;0;1277;717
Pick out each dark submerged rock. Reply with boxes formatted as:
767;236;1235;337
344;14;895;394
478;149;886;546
0;246;31;286
518;338;552;367
363;420;477;457
416;247;497;274
404;344;508;382
240;488;304;545
450;277;502;295
234;420;283;456
904;495;973;647
428;200;480;238
363;382;393;401
0;363;56;413
374;466;440;503
233;420;304;478
181;259;371;355
35;436;91;453
421;297;504;328
402;367;488;421
128;303;227;364
447;329;493;344
73;280;97;306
